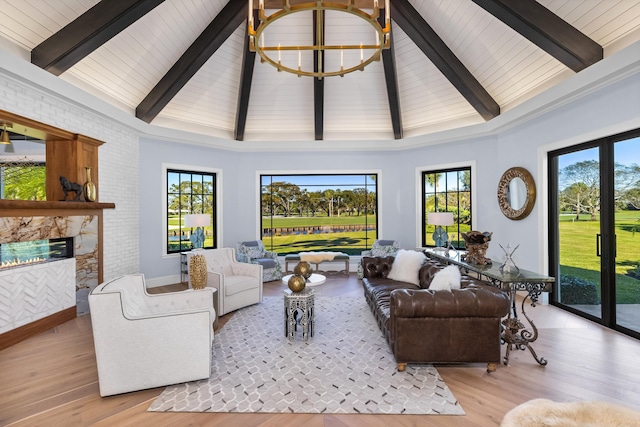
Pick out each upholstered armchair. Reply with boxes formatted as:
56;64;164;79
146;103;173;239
357;239;400;278
236;240;283;282
188;248;263;315
88;274;215;397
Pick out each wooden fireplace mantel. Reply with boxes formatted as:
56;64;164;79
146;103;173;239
0;200;115;215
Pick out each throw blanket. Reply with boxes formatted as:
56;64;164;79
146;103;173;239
501;398;640;427
299;251;344;263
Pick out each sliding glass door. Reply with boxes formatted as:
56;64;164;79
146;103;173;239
614;137;640;333
550;130;640;339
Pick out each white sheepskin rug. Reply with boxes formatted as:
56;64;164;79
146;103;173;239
501;398;640;427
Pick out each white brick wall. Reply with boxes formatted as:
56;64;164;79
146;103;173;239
0;70;140;282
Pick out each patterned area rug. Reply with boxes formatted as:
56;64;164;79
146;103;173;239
148;296;464;415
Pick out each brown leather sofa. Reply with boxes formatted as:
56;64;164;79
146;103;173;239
361;256;510;372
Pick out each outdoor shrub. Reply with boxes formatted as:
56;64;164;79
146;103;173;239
560;274;600;305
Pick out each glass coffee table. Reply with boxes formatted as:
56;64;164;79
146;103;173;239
281;273;326;286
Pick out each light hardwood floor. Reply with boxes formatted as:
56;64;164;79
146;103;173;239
2;272;640;426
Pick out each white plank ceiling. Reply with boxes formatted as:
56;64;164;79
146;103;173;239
0;0;639;142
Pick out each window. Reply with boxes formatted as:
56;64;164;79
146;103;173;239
261;174;378;255
0;159;46;200
166;169;216;254
421;167;471;248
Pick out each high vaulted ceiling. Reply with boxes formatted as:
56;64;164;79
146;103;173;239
0;0;639;143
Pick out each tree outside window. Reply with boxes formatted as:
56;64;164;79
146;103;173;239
167;169;216;253
261;174;378;255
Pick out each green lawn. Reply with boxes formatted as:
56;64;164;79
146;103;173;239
559;211;640;304
261;215;376;255
262;215;377;228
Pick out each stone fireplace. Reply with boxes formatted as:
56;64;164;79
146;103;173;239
0;215;98;315
0;110;115;350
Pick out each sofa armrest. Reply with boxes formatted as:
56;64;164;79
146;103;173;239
391;286;510;319
143;288;215;317
230;259;262;279
361;256;395;278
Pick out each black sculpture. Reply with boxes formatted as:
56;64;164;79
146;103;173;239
59;176;84;201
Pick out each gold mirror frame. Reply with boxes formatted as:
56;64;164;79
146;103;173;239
497;167;536;220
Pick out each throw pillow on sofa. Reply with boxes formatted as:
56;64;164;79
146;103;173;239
387;249;426;286
428;265;461;290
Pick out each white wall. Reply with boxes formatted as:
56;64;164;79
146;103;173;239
138;43;640;285
1;40;639;287
0;50;141;282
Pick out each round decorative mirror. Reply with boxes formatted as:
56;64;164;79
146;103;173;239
497;167;536;220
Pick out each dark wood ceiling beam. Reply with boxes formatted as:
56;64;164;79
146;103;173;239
31;0;165;76
136;0;246;123
234;25;256;141
380;12;402;139
471;0;602;72
314;10;324;141
391;0;500;121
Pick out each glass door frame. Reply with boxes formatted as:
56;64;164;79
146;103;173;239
548;128;640;340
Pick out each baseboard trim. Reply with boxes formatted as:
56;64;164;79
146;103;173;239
0;307;76;351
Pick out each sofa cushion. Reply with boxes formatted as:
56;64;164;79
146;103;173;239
254;258;277;269
362;256;395;278
428;265;461;290
418;262;446;288
387;250;426;286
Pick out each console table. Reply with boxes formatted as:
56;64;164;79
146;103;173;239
425;250;555;366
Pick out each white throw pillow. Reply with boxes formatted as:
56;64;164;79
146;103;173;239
387;249;426;286
428;265;461;290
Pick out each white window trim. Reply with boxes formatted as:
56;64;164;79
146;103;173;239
162;163;223;258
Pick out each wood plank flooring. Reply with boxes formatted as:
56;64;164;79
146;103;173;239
2;272;640;426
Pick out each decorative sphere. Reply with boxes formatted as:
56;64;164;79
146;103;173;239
288;274;306;292
294;261;313;279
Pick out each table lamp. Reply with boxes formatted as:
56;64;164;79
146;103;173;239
184;214;210;249
427;212;454;251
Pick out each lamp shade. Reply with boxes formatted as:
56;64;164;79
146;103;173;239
427;212;454;226
184;214;211;228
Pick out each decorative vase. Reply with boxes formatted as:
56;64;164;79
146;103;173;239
83;167;97;202
499;243;520;274
288;274;306;293
189;254;208;289
294;261;313;279
461;231;492;265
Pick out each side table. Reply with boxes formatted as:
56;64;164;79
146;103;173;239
180;252;189;284
283;288;314;341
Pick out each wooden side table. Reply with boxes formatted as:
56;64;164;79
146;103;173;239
283;288;314;341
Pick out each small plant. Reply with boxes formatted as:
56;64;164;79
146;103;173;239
560;274;600;305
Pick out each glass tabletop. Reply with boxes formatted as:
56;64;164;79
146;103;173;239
425;249;555;284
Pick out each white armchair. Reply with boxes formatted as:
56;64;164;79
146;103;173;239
88;274;215;397
187;248;263;315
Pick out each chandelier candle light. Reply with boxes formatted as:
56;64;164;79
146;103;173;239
184;214;211;249
248;0;390;79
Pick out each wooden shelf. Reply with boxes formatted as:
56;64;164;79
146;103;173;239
0;200;115;211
